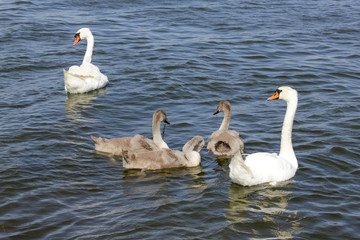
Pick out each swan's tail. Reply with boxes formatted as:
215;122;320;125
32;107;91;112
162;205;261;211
91;136;105;144
229;150;253;186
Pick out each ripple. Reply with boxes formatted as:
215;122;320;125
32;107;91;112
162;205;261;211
1;0;360;239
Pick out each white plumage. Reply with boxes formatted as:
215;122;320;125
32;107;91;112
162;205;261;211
64;28;108;94
229;86;298;186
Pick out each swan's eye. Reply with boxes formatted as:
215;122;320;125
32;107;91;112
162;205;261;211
74;33;80;39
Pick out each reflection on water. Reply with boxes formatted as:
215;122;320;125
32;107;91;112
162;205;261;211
122;165;204;182
226;182;303;239
215;157;230;167
2;0;359;237
64;88;107;123
122;165;207;196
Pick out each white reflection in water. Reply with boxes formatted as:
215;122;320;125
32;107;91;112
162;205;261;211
226;181;303;239
64;89;107;123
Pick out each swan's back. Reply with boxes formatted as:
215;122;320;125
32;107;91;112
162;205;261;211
207;130;244;157
123;149;187;170
91;134;161;157
127;134;159;152
91;136;132;155
230;152;297;186
245;153;296;183
64;65;108;94
123;136;205;170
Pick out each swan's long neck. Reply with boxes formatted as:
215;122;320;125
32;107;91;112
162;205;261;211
183;136;204;166
219;109;231;131
182;137;201;153
152;118;169;149
279;95;298;168
82;33;94;65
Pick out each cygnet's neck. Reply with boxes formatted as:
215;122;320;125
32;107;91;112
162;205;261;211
183;136;204;167
279;95;298;168
219;108;231;131
82;33;94;65
152;118;169;149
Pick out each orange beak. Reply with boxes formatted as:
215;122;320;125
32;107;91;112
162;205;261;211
73;35;81;45
267;91;279;100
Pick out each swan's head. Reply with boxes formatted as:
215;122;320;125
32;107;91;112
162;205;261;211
153;110;170;125
267;86;298;102
185;151;201;167
213;100;231;115
73;28;92;46
183;136;204;166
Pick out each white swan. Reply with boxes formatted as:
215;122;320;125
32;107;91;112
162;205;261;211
229;86;298;186
122;136;205;170
207;100;244;158
91;110;170;157
63;28;108;94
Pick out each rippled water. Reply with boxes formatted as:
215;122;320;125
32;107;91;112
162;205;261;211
1;0;360;239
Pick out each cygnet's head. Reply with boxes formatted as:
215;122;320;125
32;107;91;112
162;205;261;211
153;110;170;125
213;100;232;115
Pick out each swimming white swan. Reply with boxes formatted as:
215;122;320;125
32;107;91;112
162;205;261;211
229;86;298;186
63;28;108;94
91;110;170;157
207;100;244;158
122;136;205;170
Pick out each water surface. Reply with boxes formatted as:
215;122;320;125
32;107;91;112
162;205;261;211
1;0;359;239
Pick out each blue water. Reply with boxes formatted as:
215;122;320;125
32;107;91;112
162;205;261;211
1;0;359;239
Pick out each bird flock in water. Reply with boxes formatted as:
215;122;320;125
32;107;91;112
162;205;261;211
64;28;299;187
